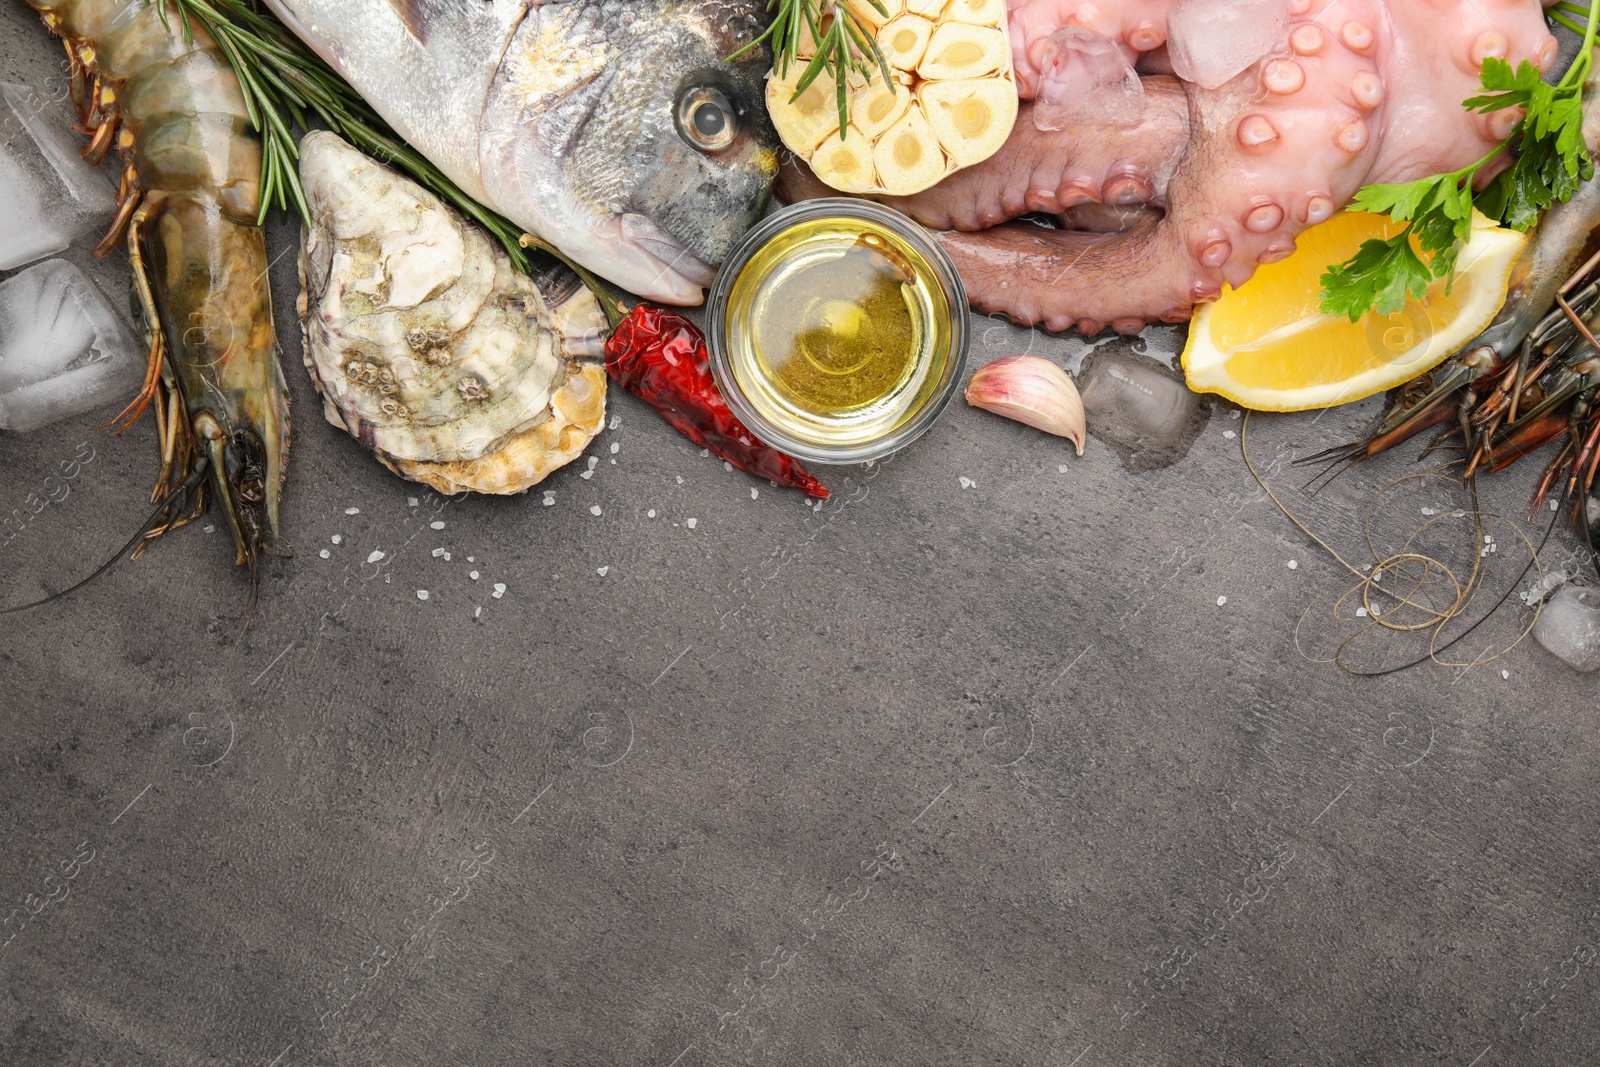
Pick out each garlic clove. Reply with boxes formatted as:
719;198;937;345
964;355;1086;455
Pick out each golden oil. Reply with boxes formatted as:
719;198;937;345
722;215;954;451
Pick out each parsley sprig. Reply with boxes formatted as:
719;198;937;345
734;0;893;137
1319;0;1600;320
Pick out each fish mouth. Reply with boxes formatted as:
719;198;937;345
618;213;718;292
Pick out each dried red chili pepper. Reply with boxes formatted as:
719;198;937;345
604;305;830;499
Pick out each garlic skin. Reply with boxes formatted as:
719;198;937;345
965;355;1086;455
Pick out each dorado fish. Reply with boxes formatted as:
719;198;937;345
265;0;779;304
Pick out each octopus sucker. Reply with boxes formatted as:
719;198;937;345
295;131;607;495
783;0;1564;334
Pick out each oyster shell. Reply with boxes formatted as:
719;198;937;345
295;130;606;495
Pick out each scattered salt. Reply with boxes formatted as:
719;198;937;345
610;442;620;454
676;475;685;484
367;550;385;564
686;517;698;529
430;521;445;530
699;449;710;458
492;583;506;598
1223;430;1236;439
467;556;475;563
1287;560;1298;570
1421;507;1436;516
597;566;609;577
443;552;451;562
543;492;555;506
959;476;974;489
647;509;657;518
417;590;429;601
1356;607;1368;617
590;505;603;516
408;497;418;507
608;415;620;430
1216;595;1227;606
470;571;480;580
1500;669;1510;680
580;470;594;480
587;456;598;470
1230;409;1241;420
1058;464;1069;473
332;534;343;544
432;548;445;558
345;507;360;515
723;461;733;472
474;607;482;618
750;488;759;500
319;549;330;559
203;524;215;534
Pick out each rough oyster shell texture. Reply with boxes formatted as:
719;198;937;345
295;130;606;495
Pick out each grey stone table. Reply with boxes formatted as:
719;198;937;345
2;8;1596;1066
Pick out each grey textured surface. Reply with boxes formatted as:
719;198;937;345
3;8;1599;1067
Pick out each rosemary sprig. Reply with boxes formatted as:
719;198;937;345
1318;0;1600;320
733;0;891;136
150;0;623;326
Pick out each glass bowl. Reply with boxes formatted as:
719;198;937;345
706;198;968;465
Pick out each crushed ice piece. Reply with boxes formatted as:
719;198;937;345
590;504;603;516
470;571;480;580
1216;595;1227;606
1523;570;1568;606
597;566;609;576
750;488;759;500
1533;585;1600;670
430;521;445;530
1077;347;1207;472
0;84;117;271
1168;0;1288;90
1033;23;1143;130
417;590;429;601
1223;430;1237;440
432;548;445;557
647;509;657;518
319;549;330;559
0;260;144;431
492;583;507;599
580;470;594;480
543;492;555;506
1287;560;1297;569
610;443;620;454
959;476;975;489
686;517;698;529
346;507;360;515
332;534;343;544
367;550;385;563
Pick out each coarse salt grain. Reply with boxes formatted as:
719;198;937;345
1287;560;1298;569
686;517;698;529
367;550;385;563
1058;464;1069;473
676;475;684;484
432;548;445;557
345;507;360;515
699;449;710;458
597;566;609;576
408;497;418;507
609;416;620;430
543;492;555;506
430;521;445;530
319;549;330;559
580;470;594;480
750;488;759;500
1223;430;1237;439
1356;607;1368;617
590;505;603;516
587;456;598;470
204;524;215;534
417;590;429;601
610;443;620;454
331;534;342;544
492;583;506;598
647;509;657;518
723;461;733;472
470;571;480;580
1216;596;1227;606
1501;669;1510;679
474;607;482;618
959;476;974;489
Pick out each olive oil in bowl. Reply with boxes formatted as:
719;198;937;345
708;200;967;464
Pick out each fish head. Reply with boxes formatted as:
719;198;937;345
482;0;779;305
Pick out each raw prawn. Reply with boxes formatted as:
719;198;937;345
21;0;289;588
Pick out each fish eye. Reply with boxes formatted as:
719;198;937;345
677;86;738;153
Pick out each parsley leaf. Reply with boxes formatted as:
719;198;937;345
1319;3;1600;319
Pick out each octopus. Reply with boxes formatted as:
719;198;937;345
780;0;1563;335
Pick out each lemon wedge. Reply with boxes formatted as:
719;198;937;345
1181;211;1528;412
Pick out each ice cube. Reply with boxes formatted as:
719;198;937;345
1167;0;1290;90
1076;344;1208;473
1532;585;1600;672
0;260;143;432
0;84;117;271
1033;25;1144;131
